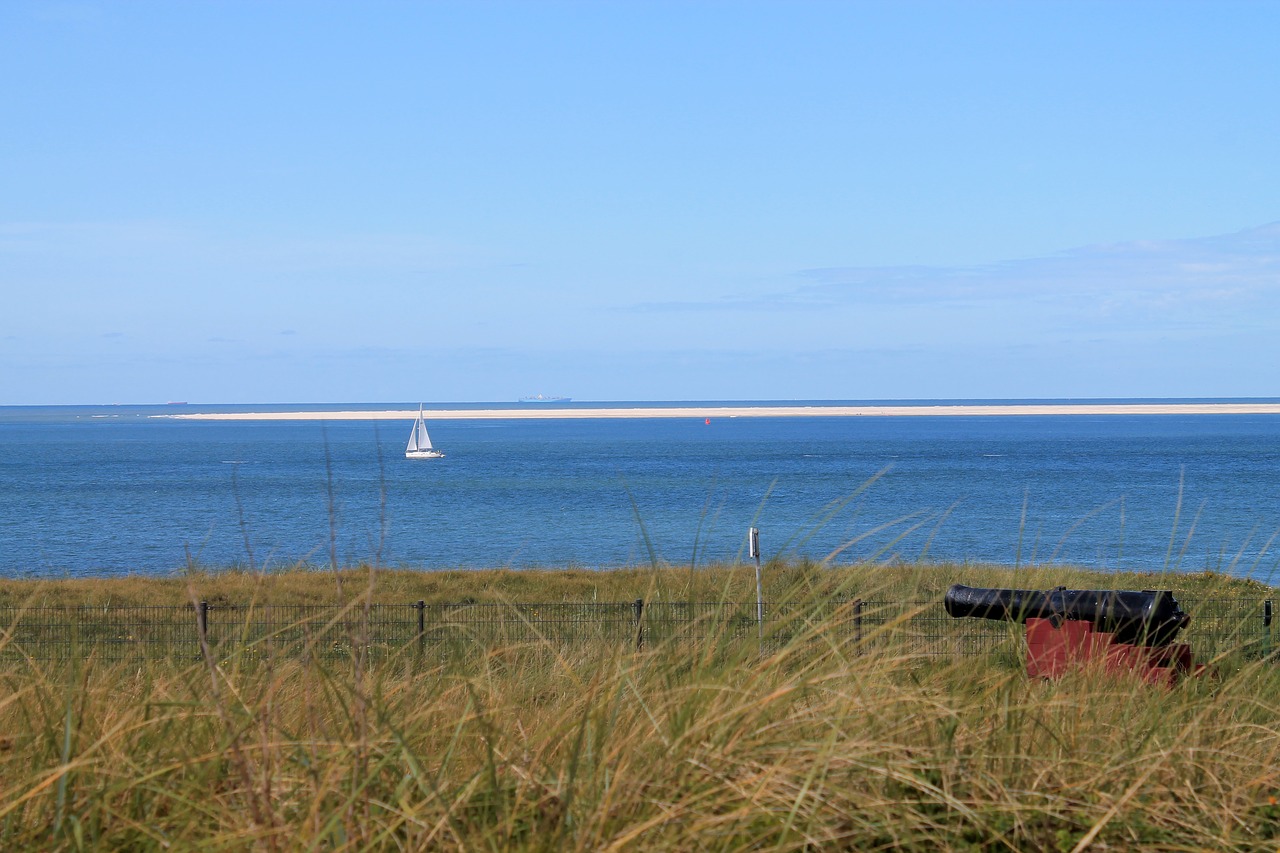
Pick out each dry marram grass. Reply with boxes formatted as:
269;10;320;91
0;564;1277;850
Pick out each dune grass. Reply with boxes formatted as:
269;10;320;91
0;563;1278;850
0;559;1272;609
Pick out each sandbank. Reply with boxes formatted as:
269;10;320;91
156;403;1280;421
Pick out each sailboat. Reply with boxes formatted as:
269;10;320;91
405;405;445;459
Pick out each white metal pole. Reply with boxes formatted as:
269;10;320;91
749;527;762;642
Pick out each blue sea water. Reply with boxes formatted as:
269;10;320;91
2;401;1280;581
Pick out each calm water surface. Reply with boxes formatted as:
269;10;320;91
2;402;1279;580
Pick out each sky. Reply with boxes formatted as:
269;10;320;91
2;1;1278;405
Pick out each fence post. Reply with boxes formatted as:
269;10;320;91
197;600;209;648
633;598;645;651
416;600;426;654
853;599;863;647
749;527;763;644
1265;600;1273;657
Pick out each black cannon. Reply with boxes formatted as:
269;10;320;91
944;584;1190;646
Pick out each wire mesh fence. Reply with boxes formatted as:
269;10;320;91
0;596;1272;664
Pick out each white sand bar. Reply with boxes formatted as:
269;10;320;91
158;403;1280;421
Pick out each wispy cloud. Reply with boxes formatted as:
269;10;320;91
634;223;1280;325
0;220;476;273
796;223;1280;311
0;221;199;255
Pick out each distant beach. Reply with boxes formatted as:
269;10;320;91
157;403;1280;421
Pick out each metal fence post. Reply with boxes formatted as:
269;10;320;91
1265;600;1273;657
633;598;644;651
197;600;209;648
416;600;426;654
749;527;763;643
854;599;863;646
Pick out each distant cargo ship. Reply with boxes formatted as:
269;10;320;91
519;394;571;403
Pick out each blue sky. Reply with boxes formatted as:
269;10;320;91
2;1;1278;404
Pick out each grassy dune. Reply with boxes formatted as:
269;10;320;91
1;563;1278;850
0;560;1272;608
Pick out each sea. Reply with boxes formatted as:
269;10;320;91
2;400;1280;582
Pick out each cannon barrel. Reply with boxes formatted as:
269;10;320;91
943;584;1190;646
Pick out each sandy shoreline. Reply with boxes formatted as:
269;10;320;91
156;403;1280;421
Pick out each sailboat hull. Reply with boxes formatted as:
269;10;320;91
405;449;445;459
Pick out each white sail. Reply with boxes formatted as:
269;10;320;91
406;405;444;458
406;417;420;453
416;415;434;449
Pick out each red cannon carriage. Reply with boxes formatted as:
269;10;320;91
944;584;1206;684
